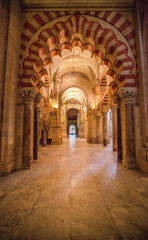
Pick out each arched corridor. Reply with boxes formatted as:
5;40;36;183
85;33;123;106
0;138;148;240
1;0;148;239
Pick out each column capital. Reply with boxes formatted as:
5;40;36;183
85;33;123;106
35;93;43;106
102;112;107;118
112;94;121;106
118;88;137;104
110;104;117;111
87;108;95;115
22;89;39;103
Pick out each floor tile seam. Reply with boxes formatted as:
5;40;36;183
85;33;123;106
69;175;72;240
24;177;50;218
33;207;71;209
105;203;144;208
95;179;124;240
86;164;102;188
6;193;42;238
105;218;148;225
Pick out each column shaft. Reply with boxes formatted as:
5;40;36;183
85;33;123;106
117;105;122;162
22;101;33;169
122;103;136;168
111;106;117;152
43;124;47;146
33;104;38;159
96;116;101;143
87;110;97;143
102;112;107;146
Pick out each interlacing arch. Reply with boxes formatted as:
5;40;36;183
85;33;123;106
20;13;136;102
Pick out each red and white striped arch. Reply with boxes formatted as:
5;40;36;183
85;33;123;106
19;11;136;90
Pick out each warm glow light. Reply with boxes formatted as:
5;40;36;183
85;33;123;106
62;87;87;105
91;104;95;109
50;98;58;108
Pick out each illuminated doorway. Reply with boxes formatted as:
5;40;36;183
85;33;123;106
69;125;76;135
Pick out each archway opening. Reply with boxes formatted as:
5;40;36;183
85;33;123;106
61;87;87;139
67;108;79;136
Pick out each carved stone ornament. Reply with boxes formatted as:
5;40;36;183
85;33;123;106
22;89;39;103
112;94;120;105
118;88;137;104
35;93;43;105
50;108;57;120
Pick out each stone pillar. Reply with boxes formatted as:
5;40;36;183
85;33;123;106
102;112;108;146
77;112;81;137
38;109;42;150
33;94;42;160
96;116;101;143
84;119;87;138
80;120;84;138
120;90;137;169
43;122;47;146
111;105;117;152
87;109;98;143
49;79;62;144
22;91;37;169
15;93;24;170
136;0;148;172
133;104;142;168
0;0;21;175
115;99;122;162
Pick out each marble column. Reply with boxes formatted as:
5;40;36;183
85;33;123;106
77;112;81;137
33;94;42;160
49;79;62;145
120;90;137;169
15;93;24;170
111;105;117;152
43;122;47;146
84;119;87;138
80;120;84;138
22;91;36;169
87;109;98;143
116;100;122;162
133;104;142;168
96;116;101;143
102;112;108;146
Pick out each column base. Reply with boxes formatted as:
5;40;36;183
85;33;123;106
87;137;98;144
122;157;137;169
103;139;107;146
117;156;122;162
22;158;33;170
51;136;62;145
117;151;122;162
113;148;117;152
113;139;117;152
0;161;15;176
138;148;148;172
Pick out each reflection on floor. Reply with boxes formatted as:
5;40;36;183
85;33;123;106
0;138;148;240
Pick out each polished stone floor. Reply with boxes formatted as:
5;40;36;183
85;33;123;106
0;136;148;240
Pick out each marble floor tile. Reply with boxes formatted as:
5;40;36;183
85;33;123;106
0;137;148;240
